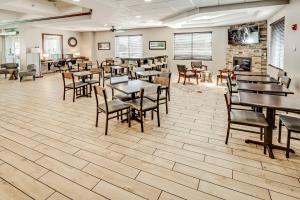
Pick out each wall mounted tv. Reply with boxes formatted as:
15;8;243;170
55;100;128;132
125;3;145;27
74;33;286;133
228;25;260;45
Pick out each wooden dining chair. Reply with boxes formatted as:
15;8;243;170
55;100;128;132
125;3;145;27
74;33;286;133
62;72;88;102
85;68;101;96
94;86;131;135
278;115;300;158
128;85;161;132
224;90;268;152
177;65;198;85
146;76;169;114
101;64;112;86
159;71;171;101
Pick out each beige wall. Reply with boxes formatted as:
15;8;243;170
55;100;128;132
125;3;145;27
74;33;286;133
268;0;300;94
80;26;228;74
18;25;81;69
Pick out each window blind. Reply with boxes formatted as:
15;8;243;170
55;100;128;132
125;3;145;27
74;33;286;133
174;32;212;60
115;35;143;58
270;18;285;69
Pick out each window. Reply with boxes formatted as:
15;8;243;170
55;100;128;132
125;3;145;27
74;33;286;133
174;32;212;60
270;18;285;69
115;35;143;58
42;34;63;60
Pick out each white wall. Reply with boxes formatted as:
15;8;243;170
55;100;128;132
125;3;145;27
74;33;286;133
18;25;81;69
268;0;300;94
81;26;228;74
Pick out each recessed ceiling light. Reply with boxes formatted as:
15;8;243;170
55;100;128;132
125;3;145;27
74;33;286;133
145;0;152;2
136;15;141;18
104;24;108;26
72;0;80;2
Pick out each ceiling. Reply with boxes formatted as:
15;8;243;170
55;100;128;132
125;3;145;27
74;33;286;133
0;0;289;31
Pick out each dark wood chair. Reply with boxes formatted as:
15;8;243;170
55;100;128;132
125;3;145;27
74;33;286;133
85;68;101;96
159;69;171;101
217;68;232;85
94;86;131;135
281;76;291;88
100;63;112;86
62;72;88;102
278;115;300;158
177;65;198;85
191;61;207;78
128;85;161;132
146;76;169;114
224;90;268;152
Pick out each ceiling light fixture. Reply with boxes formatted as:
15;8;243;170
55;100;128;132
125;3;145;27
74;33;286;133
136;16;141;18
145;0;152;2
72;0;80;2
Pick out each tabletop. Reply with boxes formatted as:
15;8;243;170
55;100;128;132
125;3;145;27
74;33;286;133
237;76;279;83
237;83;294;94
74;71;92;77
238;92;300;112
135;71;161;77
108;80;154;95
111;65;128;70
234;71;269;76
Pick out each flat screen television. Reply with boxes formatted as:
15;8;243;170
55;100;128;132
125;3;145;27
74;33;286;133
228;25;260;45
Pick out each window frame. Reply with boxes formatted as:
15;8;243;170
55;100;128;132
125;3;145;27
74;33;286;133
115;34;143;58
42;33;63;60
173;31;213;61
269;17;285;70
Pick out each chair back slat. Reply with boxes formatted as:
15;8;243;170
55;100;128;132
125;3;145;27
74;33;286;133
62;72;73;79
154;76;169;87
90;68;101;74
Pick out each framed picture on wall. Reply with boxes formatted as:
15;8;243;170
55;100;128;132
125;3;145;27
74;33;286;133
149;41;166;50
98;42;110;50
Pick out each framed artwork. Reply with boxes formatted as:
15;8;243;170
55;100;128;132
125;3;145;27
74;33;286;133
149;41;166;50
98;42;110;50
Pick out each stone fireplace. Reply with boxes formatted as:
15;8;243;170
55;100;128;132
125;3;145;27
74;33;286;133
226;21;268;72
233;57;252;71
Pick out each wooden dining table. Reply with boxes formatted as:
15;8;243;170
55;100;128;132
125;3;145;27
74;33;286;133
234;71;269;76
238;92;300;158
237;76;279;83
237;83;294;95
135;70;161;82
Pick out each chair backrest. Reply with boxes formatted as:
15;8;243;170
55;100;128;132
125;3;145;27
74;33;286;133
140;85;161;110
158;72;171;87
281;76;291;88
27;64;36;71
1;63;18;69
94;86;109;112
78;63;86;68
148;59;153;65
110;76;129;84
90;68;101;74
153;76;169;87
62;72;75;87
277;70;287;81
224;90;231;120
177;65;186;73
191;61;202;69
106;58;114;66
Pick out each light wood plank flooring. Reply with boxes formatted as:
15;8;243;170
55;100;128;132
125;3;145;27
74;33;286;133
0;74;300;200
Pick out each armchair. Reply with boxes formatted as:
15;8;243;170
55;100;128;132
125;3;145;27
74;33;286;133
19;64;37;82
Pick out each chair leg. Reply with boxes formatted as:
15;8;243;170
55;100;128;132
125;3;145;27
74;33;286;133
177;75;180;83
196;76;199;84
73;89;75;102
167;89;170;101
225;123;230;144
166;99;168;114
278;119;282;143
95;111;99;127
157;107;160;127
127;108;131;127
121;110;123;121
105;115;109;135
286;130;291;158
151;110;154;120
63;89;66;100
183;76;186;85
140;111;144;132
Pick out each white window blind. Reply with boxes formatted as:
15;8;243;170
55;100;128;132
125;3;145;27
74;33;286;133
115;35;143;58
270;18;285;69
174;32;212;60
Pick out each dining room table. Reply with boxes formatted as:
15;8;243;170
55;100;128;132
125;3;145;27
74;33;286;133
237;82;294;95
234;71;269;76
237;75;279;84
238;92;300;159
135;70;161;82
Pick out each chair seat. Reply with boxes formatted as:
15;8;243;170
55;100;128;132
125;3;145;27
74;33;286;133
280;115;300;132
231;110;268;127
128;98;157;111
19;71;35;77
99;99;130;113
185;71;196;76
231;85;238;93
145;93;166;102
113;93;132;101
66;82;88;89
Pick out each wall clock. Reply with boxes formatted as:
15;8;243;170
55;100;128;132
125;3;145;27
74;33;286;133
68;37;78;47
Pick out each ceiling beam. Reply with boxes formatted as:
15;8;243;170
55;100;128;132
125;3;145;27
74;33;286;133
162;0;289;24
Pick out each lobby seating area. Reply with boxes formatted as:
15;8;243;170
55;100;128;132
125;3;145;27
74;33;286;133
1;0;300;199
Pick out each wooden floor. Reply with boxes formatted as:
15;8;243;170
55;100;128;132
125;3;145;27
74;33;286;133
0;74;300;200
